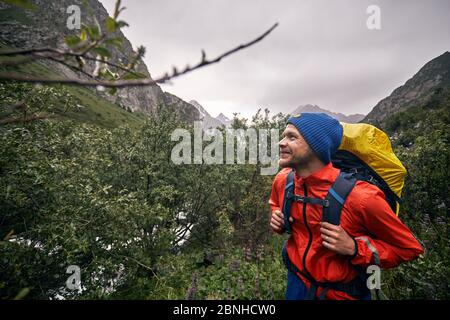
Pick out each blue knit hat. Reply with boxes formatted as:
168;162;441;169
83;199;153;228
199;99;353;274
286;113;343;164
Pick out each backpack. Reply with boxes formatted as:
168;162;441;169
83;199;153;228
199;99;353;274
282;122;406;232
281;122;406;299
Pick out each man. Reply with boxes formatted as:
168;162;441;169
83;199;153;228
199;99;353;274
269;113;424;300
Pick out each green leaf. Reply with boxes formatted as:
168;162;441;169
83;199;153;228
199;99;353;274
93;47;111;58
13;287;31;300
4;229;14;241
104;37;123;49
64;35;82;47
116;20;129;29
106;17;116;33
84;25;100;40
80;29;88;42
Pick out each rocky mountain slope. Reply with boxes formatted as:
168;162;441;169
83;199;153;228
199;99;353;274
290;104;365;123
189;100;233;129
189;100;224;129
216;113;232;127
364;51;450;127
0;0;200;122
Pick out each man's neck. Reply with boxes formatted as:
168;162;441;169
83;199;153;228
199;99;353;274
295;159;326;178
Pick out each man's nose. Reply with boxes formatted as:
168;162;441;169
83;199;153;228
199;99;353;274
279;137;287;147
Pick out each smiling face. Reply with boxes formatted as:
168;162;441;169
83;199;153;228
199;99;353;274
279;124;315;169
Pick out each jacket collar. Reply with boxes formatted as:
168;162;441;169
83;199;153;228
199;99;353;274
294;162;339;186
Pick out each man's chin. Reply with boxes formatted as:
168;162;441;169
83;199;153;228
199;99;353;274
278;159;294;168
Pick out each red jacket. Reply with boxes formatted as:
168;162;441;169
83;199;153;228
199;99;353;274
269;163;424;300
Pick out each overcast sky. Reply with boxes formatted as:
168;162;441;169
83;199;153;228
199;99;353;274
100;0;450;119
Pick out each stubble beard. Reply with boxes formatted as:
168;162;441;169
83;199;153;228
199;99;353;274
279;148;315;170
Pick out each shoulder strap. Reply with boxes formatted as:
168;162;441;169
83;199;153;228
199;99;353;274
282;170;295;234
322;171;357;225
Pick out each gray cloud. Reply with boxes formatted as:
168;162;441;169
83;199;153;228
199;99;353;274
100;0;450;119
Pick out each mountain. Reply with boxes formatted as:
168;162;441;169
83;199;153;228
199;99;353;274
189;100;209;119
290;104;365;123
159;94;199;123
189;100;231;129
216;113;232;127
364;51;450;127
189;100;223;129
0;0;199;122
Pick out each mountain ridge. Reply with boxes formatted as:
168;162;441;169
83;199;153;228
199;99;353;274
290;104;365;123
189;100;232;129
364;51;450;127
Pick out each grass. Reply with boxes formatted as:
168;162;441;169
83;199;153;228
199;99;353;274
60;86;145;130
0;43;146;130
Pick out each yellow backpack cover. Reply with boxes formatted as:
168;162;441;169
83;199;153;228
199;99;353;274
332;122;407;215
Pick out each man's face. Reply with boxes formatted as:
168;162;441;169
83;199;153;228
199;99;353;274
279;124;315;168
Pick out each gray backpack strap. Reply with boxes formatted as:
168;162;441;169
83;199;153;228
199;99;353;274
322;171;357;225
282;170;295;234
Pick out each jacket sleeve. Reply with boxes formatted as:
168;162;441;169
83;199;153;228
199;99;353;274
268;171;284;213
269;176;281;212
350;186;424;269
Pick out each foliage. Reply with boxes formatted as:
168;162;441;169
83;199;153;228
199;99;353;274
0;81;144;129
380;86;450;299
0;80;449;300
0;82;288;299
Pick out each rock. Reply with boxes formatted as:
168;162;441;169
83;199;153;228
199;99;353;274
363;51;450;127
0;0;200;122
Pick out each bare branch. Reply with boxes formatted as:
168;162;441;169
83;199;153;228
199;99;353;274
80;55;143;77
46;56;98;80
0;114;49;125
0;50;143;79
0;23;279;88
78;34;107;56
0;47;64;56
0;71;157;87
0;34;106;57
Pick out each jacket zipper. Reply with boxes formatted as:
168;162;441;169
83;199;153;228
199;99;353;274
301;183;315;281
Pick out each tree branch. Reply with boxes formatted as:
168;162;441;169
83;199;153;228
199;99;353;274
0;114;49;125
0;47;64;56
0;23;279;88
46;56;97;80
